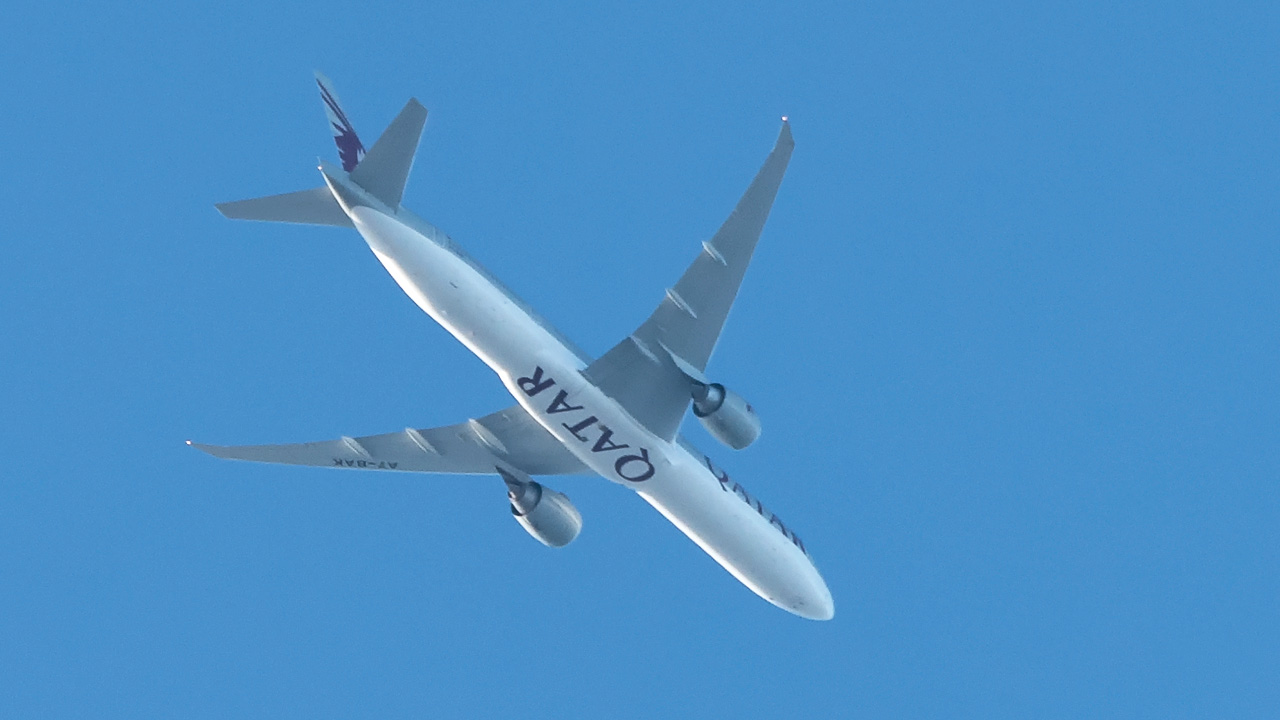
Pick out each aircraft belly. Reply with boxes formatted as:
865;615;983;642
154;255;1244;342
351;208;578;374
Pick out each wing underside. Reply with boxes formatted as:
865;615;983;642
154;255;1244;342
584;122;795;441
191;405;591;476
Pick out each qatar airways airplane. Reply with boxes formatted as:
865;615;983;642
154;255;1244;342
191;73;833;620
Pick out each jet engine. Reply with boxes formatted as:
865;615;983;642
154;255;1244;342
692;382;762;450
498;468;582;547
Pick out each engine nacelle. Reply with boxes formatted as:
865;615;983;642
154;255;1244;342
499;468;582;548
692;383;762;450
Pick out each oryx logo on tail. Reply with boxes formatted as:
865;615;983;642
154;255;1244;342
315;71;366;171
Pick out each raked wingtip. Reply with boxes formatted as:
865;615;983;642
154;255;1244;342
776;118;794;150
186;440;221;457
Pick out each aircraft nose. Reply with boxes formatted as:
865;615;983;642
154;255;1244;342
792;575;835;621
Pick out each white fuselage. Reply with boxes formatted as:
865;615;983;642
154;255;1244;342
349;204;834;620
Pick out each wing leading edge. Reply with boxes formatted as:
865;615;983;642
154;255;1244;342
585;121;795;441
190;405;591;476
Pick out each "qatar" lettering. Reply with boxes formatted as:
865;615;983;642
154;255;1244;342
517;366;656;483
704;455;807;555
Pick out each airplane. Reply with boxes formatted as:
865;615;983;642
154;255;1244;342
191;73;834;620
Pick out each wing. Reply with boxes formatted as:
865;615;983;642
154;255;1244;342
190;404;591;476
584;121;795;440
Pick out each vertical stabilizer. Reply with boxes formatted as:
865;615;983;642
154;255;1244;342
315;71;366;171
349;98;428;208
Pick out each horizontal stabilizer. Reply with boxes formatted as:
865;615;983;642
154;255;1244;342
349;98;427;207
216;187;354;227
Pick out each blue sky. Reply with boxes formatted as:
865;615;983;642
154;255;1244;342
2;1;1277;717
